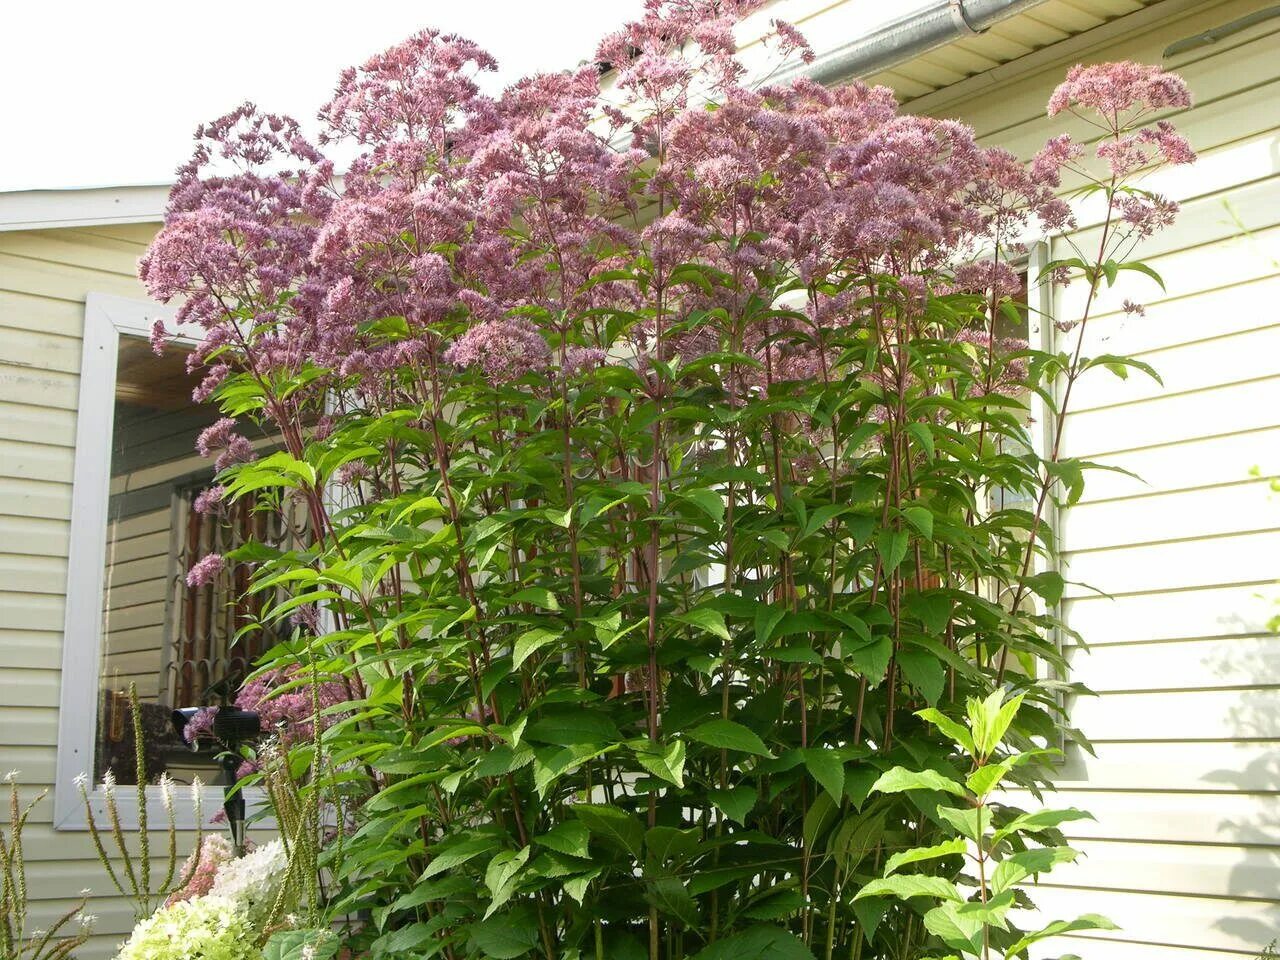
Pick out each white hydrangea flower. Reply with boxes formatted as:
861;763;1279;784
208;839;288;922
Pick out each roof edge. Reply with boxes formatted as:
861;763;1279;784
0;184;169;233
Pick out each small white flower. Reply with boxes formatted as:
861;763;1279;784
79;888;92;896
159;773;176;814
301;945;316;960
101;770;117;796
4;770;19;782
73;772;89;790
76;913;97;927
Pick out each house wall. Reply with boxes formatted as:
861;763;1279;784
0;222;200;957
915;1;1280;955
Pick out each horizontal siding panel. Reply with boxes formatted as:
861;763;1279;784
108;508;170;541
0;364;78;411
1050;789;1280;847
1069;636;1280;692
0;669;61;708
105;625;164;655
1072;428;1280;504
0;230;149;276
104;578;165;612
1064;584;1277;644
0;251;147;303
0;708;60;746
1071;325;1280;415
0;323;82;374
0;476;72;520
1;745;57;785
105;554;168;589
1060;479;1280;552
1025;885;1279;955
1072;688;1280;742
1058;741;1277;792
1056;225;1280;323
105;528;169;565
0;554;67;594
0;515;70;558
0;438;76;483
0;289;86;337
1062;529;1280;597
0;630;63;670
1062;377;1280;459
1053;838;1278;900
0;401;77;447
0;591;65;631
103;601;165;633
1071;272;1280;368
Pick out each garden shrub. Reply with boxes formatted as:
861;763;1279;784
140;3;1194;957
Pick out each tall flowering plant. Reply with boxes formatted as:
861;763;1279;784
142;3;1193;957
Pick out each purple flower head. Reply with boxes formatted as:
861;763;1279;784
186;553;224;589
1047;61;1191;121
191;486;226;516
181;705;219;744
443;319;550;385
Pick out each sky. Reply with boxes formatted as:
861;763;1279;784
0;0;646;193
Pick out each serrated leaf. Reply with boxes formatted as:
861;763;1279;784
634;739;686;787
854;874;963;902
915;709;975;754
804;748;845;803
573;803;644;859
688;719;772;757
884;838;967;876
674;606;731;642
871;766;966;798
512;627;560;669
687;924;816;960
471;908;540;959
536;822;591;859
991;845;1077;894
708;786;756;824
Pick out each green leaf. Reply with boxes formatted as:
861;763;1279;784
871;766;966;798
923;902;984;955
634;739;687;787
994;807;1094;843
966;759;1014;797
483;847;531;917
903;506;933;541
536;822;591;859
525;711;619;746
263;930;338;960
645;876;700;928
804;748;845;804
935;804;992;843
708;786;756;824
674;607;731;642
512;627;560;669
915;709;975;754
884;838;967;876
847;637;893;684
422;835;499;879
681;487;725;521
741;887;806;920
876;529;909;573
1006;914;1118;956
687;925;816;960
471;908;540;959
854;875;963;903
991;846;1078;894
897;649;945;705
573;803;645;859
688;719;772;757
1116;260;1166;291
507;587;560;611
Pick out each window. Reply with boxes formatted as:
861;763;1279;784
54;294;275;829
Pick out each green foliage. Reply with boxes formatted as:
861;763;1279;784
862;691;1113;958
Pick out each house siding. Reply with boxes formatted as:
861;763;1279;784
916;0;1280;954
0;222;198;958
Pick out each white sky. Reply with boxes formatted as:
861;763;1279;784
0;0;647;193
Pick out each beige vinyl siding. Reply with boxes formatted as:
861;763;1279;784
0;222;200;958
916;1;1280;955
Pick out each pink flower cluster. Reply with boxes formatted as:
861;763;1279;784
138;4;1194;468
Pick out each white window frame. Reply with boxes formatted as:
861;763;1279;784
53;292;266;830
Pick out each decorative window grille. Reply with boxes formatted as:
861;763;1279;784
160;487;297;709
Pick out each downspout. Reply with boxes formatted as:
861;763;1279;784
778;0;1054;86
